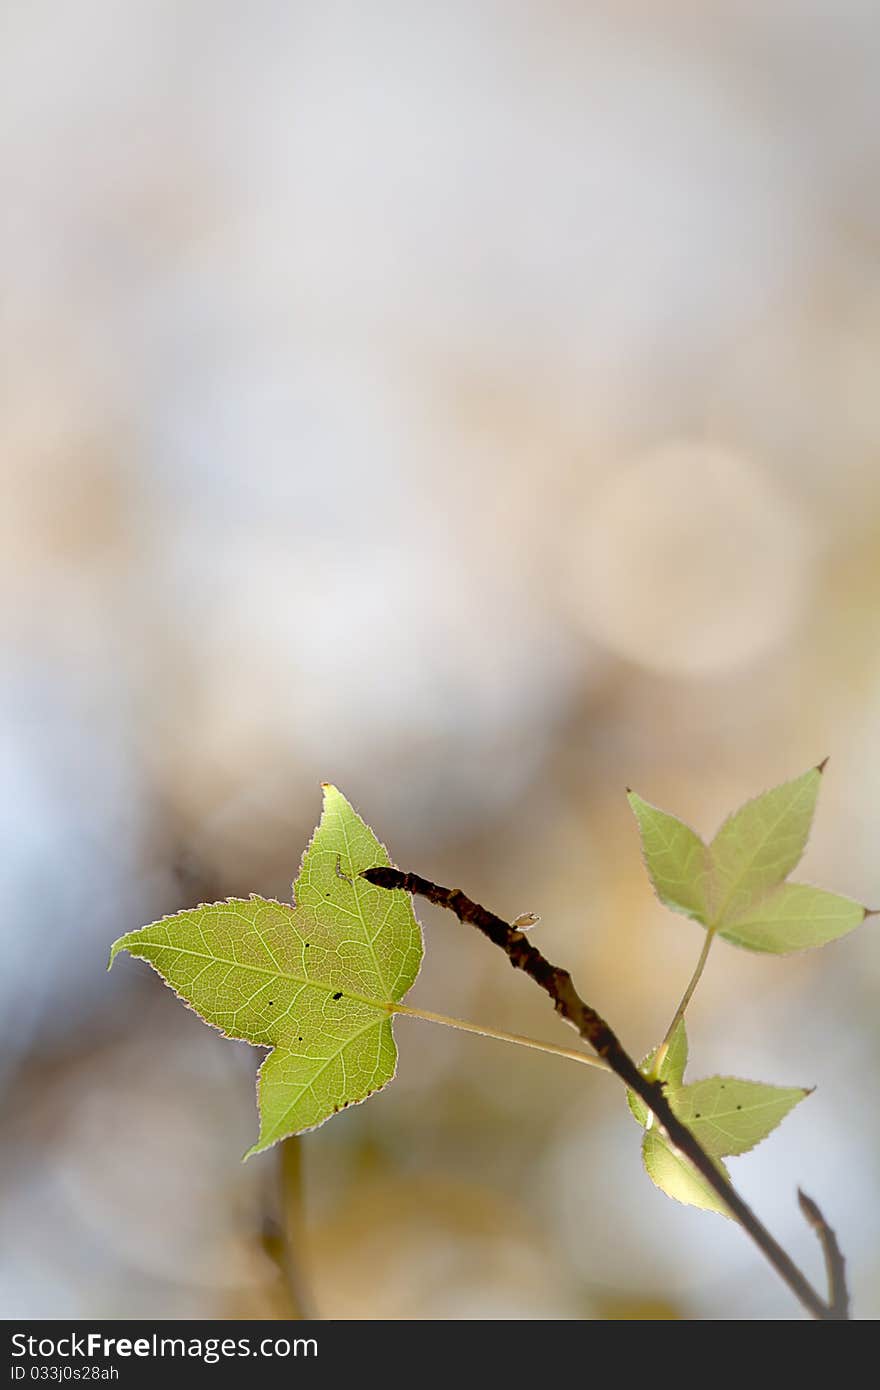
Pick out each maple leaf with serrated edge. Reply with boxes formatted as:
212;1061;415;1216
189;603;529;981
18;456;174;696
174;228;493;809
109;785;423;1156
627;1020;811;1216
627;763;870;953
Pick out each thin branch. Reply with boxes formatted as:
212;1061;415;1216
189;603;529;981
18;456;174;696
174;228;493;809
652;928;716;1078
276;1137;316;1320
364;865;848;1322
797;1189;850;1319
392;1001;610;1071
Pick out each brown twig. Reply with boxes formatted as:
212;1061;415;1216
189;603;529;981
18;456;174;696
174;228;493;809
363;866;850;1321
798;1189;849;1319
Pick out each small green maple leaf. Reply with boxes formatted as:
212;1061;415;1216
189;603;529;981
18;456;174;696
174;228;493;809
627;1021;810;1215
109;785;423;1156
628;764;868;953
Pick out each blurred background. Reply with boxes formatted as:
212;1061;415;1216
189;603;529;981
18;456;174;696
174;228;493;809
2;0;879;1321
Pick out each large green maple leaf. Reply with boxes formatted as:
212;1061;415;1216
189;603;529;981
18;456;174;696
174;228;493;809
109;785;423;1155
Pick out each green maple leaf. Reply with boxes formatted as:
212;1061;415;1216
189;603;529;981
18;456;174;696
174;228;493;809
628;764;868;953
109;785;423;1156
627;1020;810;1216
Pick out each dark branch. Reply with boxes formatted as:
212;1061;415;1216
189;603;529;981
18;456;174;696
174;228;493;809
363;865;848;1322
797;1189;850;1319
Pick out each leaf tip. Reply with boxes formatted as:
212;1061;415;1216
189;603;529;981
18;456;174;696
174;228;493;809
816;756;830;775
320;782;350;813
243;1129;278;1160
107;937;127;972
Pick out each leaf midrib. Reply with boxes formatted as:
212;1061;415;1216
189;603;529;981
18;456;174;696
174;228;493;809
708;778;813;927
676;1094;799;1125
338;806;391;999
136;940;392;1013
261;1014;389;1149
723;884;859;928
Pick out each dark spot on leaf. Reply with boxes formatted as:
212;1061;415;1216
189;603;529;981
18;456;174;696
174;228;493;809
268;1001;274;1007
332;991;342;1001
737;1104;742;1110
298;1036;303;1042
695;1112;701;1118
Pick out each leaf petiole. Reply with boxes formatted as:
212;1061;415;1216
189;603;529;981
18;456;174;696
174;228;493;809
650;927;716;1080
390;1002;611;1072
